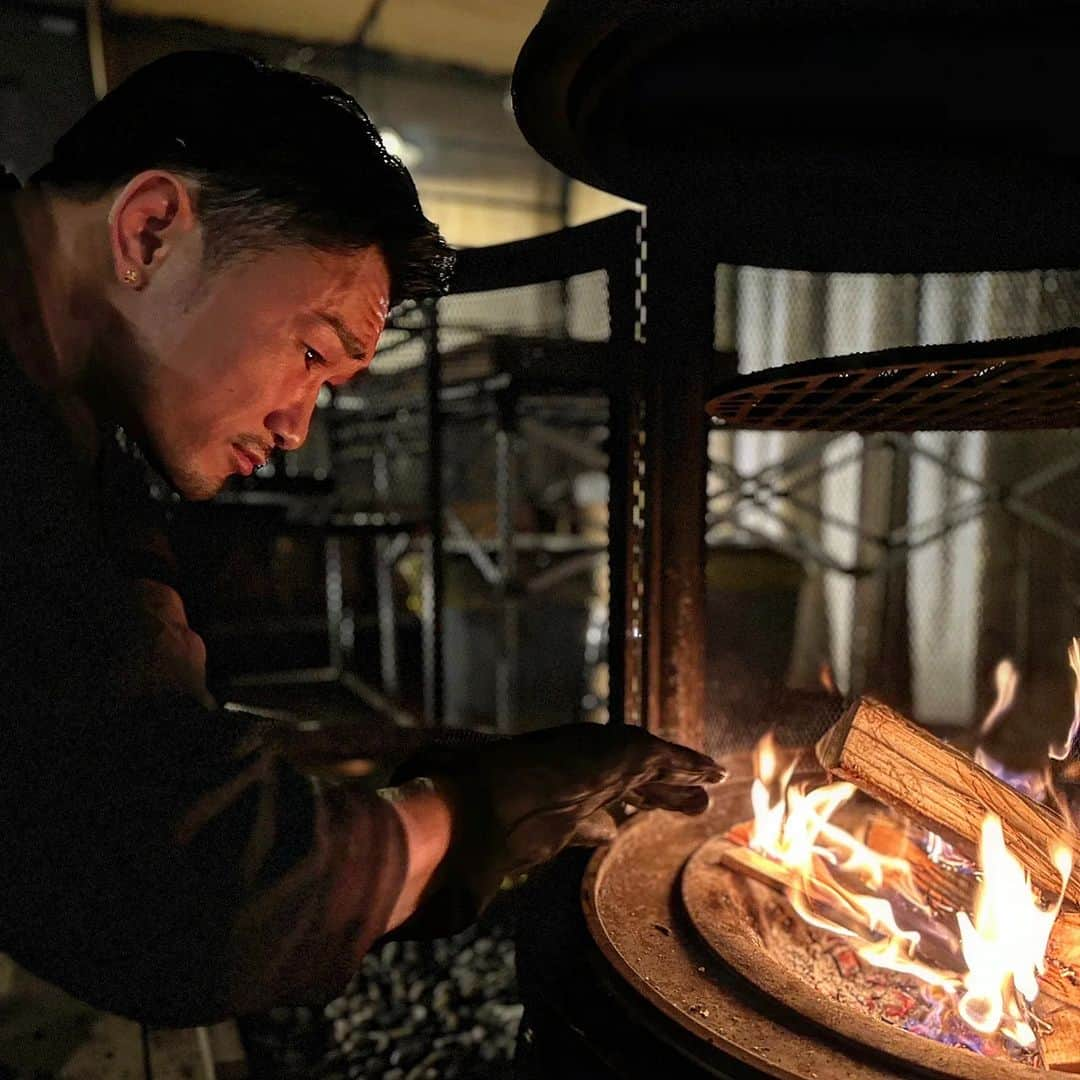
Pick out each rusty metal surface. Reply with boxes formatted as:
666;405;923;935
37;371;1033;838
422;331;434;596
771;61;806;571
583;762;920;1079
706;328;1080;432
681;835;1039;1080
641;209;714;750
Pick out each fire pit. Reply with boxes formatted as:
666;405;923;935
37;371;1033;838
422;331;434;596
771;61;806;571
582;757;1077;1076
508;1;1080;1076
580;759;914;1079
582;657;1080;1078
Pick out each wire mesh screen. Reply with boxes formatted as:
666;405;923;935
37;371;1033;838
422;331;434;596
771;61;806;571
707;265;1080;758
329;270;613;731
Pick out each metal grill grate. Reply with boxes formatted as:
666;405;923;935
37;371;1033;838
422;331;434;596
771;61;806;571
707;328;1080;432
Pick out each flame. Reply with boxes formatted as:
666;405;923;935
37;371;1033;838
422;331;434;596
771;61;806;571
955;817;1071;1047
819;661;838;695
979;658;1018;737
743;733;1072;1051
1049;638;1080;761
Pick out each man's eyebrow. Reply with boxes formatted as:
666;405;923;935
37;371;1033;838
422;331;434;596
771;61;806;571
314;310;367;363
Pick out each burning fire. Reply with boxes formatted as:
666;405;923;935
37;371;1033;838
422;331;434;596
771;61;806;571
979;658;1019;737
1049;639;1080;762
956;816;1071;1043
745;733;1072;1049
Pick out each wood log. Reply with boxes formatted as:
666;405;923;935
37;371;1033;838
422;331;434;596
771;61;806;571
715;823;966;972
723;817;974;914
862;816;974;915
816;697;1080;908
1035;993;1080;1073
862;818;1080;1015
1046;912;1080;1017
710;834;887;944
713;832;798;892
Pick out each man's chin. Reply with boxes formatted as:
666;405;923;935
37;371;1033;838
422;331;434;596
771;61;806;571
135;440;225;501
169;466;227;501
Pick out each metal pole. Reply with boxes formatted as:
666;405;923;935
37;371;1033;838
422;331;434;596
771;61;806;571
324;535;345;674
494;394;520;733
606;211;645;727
422;299;445;727
557;173;573;338
850;435;911;709
641;207;714;751
373;449;400;699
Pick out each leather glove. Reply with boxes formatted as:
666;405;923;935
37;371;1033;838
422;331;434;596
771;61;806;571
390;723;725;935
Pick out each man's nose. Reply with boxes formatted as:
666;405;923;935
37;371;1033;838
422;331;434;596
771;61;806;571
266;392;318;452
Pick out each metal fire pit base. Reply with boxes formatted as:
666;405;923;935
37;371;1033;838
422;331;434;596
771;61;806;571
681;835;1038;1079
515;751;1007;1080
582;787;912;1078
515;755;921;1078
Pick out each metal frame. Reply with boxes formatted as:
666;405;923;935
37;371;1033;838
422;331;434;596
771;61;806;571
707;431;1080;576
432;211;643;731
706;427;1080;705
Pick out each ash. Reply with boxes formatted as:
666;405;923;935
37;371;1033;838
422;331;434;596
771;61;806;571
241;913;521;1079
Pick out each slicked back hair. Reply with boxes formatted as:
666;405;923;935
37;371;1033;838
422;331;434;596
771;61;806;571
31;51;454;306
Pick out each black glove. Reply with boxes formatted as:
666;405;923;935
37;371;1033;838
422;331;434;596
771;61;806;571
390;723;725;935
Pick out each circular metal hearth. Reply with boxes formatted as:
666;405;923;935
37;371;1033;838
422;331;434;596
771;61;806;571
706;328;1080;431
583;762;905;1079
582;758;1069;1079
680;834;1039;1080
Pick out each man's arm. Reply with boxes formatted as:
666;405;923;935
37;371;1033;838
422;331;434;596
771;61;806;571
128;572;453;941
0;361;421;1023
380;780;454;933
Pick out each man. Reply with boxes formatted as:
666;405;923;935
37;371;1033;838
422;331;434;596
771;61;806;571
0;51;722;1025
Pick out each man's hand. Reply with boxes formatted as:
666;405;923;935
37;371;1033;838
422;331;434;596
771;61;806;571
390;724;724;934
131;579;215;708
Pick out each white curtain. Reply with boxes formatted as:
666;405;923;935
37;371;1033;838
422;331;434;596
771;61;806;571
710;265;1080;727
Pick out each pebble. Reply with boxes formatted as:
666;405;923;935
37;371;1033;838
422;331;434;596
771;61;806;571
240;915;521;1078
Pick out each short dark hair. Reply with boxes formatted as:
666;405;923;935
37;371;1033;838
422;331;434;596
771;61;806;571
31;51;454;306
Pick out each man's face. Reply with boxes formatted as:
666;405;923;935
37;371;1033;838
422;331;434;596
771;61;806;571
127;244;390;500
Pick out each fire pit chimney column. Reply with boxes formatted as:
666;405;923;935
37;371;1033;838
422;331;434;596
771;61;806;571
641;207;723;751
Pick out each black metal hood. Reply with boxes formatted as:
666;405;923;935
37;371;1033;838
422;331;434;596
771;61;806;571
513;0;1080;273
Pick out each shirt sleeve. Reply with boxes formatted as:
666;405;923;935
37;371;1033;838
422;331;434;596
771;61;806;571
0;361;408;1025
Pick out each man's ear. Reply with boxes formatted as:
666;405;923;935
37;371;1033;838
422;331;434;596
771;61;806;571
107;170;196;287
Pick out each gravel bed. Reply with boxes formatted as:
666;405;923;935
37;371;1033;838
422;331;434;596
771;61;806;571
241;912;521;1079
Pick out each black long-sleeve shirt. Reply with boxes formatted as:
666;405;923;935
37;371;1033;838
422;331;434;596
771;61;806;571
0;321;407;1025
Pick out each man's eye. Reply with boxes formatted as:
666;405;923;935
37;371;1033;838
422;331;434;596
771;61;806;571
304;345;327;370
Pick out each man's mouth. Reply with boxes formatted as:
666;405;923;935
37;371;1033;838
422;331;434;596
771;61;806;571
231;444;268;476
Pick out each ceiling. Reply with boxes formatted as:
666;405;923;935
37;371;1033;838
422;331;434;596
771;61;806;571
107;0;549;74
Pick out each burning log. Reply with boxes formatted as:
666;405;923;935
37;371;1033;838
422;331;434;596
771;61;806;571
712;825;965;973
1036;993;1080;1073
1046;912;1080;1017
724;817;973;916
862;815;974;915
724;812;1080;1018
816;697;1080;908
711;831;801;891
